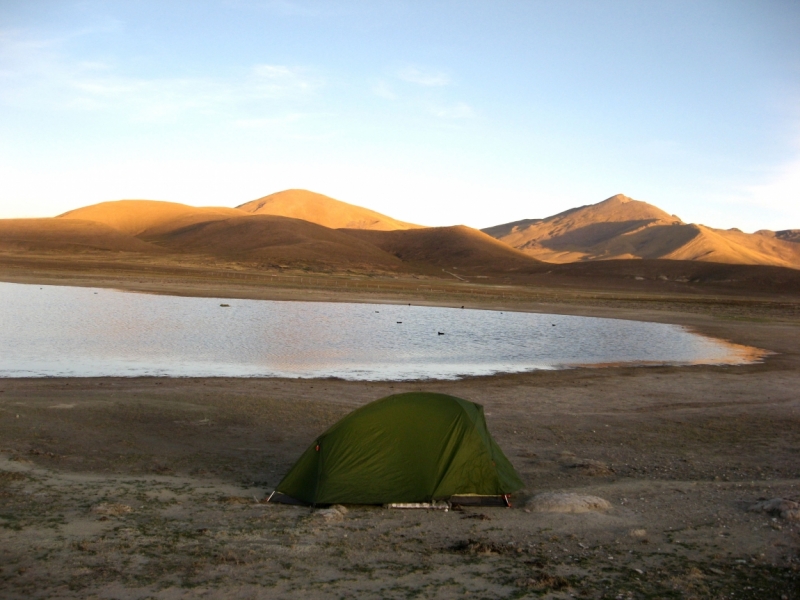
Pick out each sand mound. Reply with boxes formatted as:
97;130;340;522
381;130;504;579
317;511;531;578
238;189;422;231
0;218;160;253
528;493;611;513
58;200;246;237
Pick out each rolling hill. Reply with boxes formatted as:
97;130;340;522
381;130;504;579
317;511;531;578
757;229;800;244
149;214;405;270
0;218;162;254
483;194;800;269
4;190;798;288
58;200;246;237
237;189;422;231
343;225;544;275
35;195;538;275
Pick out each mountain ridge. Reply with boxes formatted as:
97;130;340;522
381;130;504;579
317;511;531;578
25;193;539;276
5;189;799;272
482;194;800;269
237;189;422;231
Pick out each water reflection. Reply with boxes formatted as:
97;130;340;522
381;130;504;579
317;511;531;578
0;282;760;380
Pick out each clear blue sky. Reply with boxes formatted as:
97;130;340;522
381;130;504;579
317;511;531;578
1;0;798;231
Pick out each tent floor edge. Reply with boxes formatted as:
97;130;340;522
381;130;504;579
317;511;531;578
449;495;512;507
267;493;515;508
267;492;310;506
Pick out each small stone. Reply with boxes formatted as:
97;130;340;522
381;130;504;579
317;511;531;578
91;502;133;516
629;529;647;538
563;458;615;476
749;498;800;522
528;492;611;513
314;505;348;522
315;508;343;522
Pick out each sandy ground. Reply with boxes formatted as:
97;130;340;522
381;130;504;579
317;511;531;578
1;274;799;599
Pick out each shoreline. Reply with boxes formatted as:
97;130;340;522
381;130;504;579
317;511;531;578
0;276;778;381
1;271;796;356
1;272;799;598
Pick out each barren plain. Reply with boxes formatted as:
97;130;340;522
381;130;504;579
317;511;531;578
0;261;798;599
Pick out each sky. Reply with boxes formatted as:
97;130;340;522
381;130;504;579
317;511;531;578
0;0;798;231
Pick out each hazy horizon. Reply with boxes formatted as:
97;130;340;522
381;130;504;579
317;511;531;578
1;1;798;231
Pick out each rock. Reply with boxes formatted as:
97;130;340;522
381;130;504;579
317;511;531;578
315;508;343;522
629;528;647;538
529;492;611;513
451;539;515;555
564;458;615;476
515;573;569;591
749;498;800;521
314;504;348;522
91;502;133;516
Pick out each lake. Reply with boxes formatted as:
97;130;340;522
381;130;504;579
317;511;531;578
0;282;758;380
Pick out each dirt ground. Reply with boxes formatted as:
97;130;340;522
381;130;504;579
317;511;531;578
1;274;799;599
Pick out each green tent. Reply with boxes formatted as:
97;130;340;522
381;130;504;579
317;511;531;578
274;392;523;505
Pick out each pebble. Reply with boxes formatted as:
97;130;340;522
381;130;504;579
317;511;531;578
748;498;800;522
528;492;611;513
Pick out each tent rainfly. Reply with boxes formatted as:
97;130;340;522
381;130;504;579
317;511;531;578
272;392;523;506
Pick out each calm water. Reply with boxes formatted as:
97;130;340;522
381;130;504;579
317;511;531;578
0;282;756;380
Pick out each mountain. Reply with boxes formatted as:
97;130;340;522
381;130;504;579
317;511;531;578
32;194;538;275
237;189;422;231
0;218;161;253
662;225;800;267
756;229;800;244
483;194;800;269
52;198;411;270
482;194;678;241
776;230;800;244
8;191;799;278
58;200;246;237
148;214;405;270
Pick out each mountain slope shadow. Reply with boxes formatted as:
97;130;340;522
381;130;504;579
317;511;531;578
148;215;406;270
342;225;546;275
